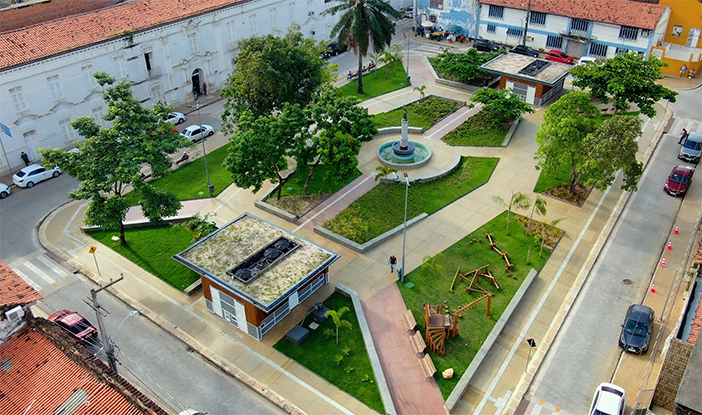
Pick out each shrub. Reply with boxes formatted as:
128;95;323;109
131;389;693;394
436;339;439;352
428;49;503;85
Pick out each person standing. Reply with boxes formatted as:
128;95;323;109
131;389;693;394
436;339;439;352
680;64;688;77
388;255;397;273
202;82;207;95
20;152;30;166
680;128;689;144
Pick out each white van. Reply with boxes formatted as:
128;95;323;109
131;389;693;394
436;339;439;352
679;132;702;164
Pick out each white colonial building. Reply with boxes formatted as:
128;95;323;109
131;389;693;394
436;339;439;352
0;0;351;176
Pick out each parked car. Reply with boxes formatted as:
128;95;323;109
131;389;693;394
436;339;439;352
577;56;602;66
12;164;62;188
619;304;654;354
401;7;413;18
509;45;539;58
664;165;695;196
0;182;11;199
328;41;347;56
166;112;186;124
545;50;573;64
679;132;702;164
48;310;98;343
180;124;214;142
588;383;626;415
474;39;501;52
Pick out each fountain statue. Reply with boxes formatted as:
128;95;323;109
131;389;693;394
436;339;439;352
377;105;432;169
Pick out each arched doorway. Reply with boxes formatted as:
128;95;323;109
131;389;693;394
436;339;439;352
191;68;204;96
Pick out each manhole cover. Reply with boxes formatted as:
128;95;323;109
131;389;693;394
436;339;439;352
622;279;634;286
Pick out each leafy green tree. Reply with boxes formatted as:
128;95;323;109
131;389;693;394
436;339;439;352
583;115;643;192
570;52;677;117
492;191;530;235
40;73;189;246
470;88;535;124
525;196;547;264
428;48;502;85
323;0;401;94
220;28;334;129
325;306;353;345
421;253;444;288
535;91;600;193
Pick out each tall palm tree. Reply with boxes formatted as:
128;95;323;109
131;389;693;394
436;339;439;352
323;0;401;94
492;190;531;235
526;196;547;264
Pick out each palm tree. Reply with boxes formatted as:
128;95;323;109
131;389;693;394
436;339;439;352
414;85;427;100
492;191;531;235
325;307;353;344
526;196;547;264
388;44;403;77
323;0;401;94
421;253;444;288
374;165;397;184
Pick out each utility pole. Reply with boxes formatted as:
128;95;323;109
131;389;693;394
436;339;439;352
87;274;124;373
522;0;532;46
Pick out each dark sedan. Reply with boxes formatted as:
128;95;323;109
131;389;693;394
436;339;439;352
509;45;539;58
474;39;501;52
619;304;654;354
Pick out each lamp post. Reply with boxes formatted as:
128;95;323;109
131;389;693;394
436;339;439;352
659;261;680;322
396;173;410;283
188;100;214;196
521;0;532;46
407;32;411;86
112;310;138;343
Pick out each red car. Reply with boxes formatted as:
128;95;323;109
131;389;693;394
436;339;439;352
664;165;695;196
48;310;98;342
545;50;574;64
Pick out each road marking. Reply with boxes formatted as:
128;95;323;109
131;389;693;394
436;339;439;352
12;268;43;292
36;255;69;278
23;261;56;285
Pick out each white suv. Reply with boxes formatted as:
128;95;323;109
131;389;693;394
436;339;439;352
12;164;62;188
589;383;626;415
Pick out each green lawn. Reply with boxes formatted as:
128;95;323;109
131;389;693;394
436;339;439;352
323;157;499;244
442;111;510;146
87;225;199;291
371;96;462;130
274;292;385;413
399;211;551;398
147;145;234;200
280;164;362;197
339;63;409;100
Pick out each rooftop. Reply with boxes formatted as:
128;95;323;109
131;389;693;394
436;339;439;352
480;53;573;85
0;259;43;309
477;0;667;30
174;213;339;309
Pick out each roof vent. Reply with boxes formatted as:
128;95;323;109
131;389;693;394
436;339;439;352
518;60;551;76
227;237;300;284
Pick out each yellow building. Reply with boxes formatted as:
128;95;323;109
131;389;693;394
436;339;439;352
652;0;702;76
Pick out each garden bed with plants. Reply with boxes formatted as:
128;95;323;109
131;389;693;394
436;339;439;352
371;96;462;130
441;110;511;147
274;291;384;413
322;156;499;244
428;49;503;86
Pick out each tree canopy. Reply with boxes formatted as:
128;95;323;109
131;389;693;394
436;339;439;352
323;0;401;93
569;52;677;118
470;88;535;124
40;72;189;245
428;48;503;85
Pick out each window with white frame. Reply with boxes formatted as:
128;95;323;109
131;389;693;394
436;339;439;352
289;1;296;22
113;55;127;79
487;24;496;33
589;43;608;57
23;130;37;145
619;26;638;41
429;0;443;9
47;75;63;100
249;14;258;35
530;12;546;26
59;118;78;143
545;35;563;49
188;33;198;54
150;84;164;104
92;106;106;127
9;86;27;112
82;64;95;89
615;47;629;55
488;5;504;19
227;21;237;43
271;8;278;30
506;27;523;38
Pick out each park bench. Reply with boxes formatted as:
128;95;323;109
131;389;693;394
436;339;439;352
409;331;426;356
402;309;417;334
418;354;437;380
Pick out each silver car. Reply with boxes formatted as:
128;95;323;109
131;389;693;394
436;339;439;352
12;164;62;188
180;124;214;142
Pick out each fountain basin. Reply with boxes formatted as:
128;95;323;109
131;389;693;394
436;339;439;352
377;141;432;169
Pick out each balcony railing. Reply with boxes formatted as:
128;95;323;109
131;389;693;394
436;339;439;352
146;66;162;79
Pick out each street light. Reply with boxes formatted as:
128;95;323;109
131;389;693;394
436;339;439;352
395;173;411;282
188;100;214;197
659;260;680;322
112;310;138;343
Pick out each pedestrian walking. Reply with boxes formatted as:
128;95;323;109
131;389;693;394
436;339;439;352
202;82;207;95
388;255;397;273
20;152;29;166
680;128;689;144
680;64;688;77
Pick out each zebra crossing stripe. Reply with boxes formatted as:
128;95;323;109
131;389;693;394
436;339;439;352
12;268;43;292
36;255;69;278
23;261;56;285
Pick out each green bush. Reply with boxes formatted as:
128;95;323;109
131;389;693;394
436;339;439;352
372;97;461;129
428;49;504;85
442;111;510;147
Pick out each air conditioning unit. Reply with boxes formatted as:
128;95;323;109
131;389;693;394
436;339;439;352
5;306;24;322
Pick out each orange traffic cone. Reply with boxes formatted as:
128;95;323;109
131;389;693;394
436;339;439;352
661;258;666;267
674;225;679;235
667;241;673;250
650;283;656;293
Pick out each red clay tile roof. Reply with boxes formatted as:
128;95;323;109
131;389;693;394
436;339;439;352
0;327;143;415
0;260;43;308
0;0;119;33
477;0;667;30
0;0;247;71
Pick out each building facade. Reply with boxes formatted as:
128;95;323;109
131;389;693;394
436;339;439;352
653;0;701;76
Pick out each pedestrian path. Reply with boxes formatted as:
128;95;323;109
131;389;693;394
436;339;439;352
9;252;74;295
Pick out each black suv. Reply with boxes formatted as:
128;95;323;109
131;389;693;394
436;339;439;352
619;304;654;354
509;45;539;58
474;39;501;52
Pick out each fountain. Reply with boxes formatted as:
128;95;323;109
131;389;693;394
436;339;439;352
377;106;432;169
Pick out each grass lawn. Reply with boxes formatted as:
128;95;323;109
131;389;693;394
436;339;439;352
399;211;551;398
442;111;510;147
371;96;462;130
280;164;362;197
323;156;499;244
146;145;234;200
274;291;385;413
87;225;199;291
339;63;409;101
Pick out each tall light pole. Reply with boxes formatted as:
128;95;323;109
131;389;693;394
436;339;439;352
658;260;680;322
188;100;214;196
407;31;411;85
521;0;532;46
396;173;410;283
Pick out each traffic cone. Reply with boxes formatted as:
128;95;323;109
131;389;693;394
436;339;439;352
667;241;673;250
661;258;666;267
674;225;679;235
650;283;656;293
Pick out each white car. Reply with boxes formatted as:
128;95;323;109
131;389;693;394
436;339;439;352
0;183;11;198
166;112;186;124
589;383;626;415
12;163;62;188
180;124;214;142
577;56;603;66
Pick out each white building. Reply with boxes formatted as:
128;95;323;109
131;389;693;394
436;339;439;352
0;0;342;176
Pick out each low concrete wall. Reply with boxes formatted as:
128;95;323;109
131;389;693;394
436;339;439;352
253;168;298;223
378;152;462;185
376;126;424;136
335;284;397;415
424;55;500;91
502;118;521;147
446;268;539;411
314;213;429;253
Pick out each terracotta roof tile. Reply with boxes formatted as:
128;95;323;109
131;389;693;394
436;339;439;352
0;0;119;33
0;0;247;70
0;326;142;415
477;0;667;30
0;260;43;308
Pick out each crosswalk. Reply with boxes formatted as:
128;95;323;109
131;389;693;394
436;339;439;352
9;253;75;295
